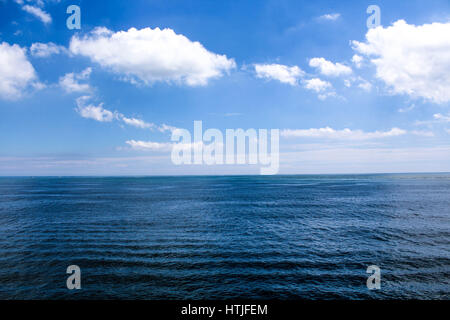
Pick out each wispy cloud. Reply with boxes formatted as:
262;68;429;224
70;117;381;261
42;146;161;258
30;42;67;57
22;5;52;24
125;140;173;152
120;116;155;130
398;104;415;113
318;13;341;21
281;127;407;140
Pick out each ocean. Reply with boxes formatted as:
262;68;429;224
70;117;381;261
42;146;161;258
0;174;448;299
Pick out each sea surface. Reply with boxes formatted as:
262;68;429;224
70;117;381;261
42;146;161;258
0;174;448;299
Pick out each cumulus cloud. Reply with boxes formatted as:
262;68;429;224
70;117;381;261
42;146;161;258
59;68;92;93
254;63;304;86
351;54;363;68
30;42;66;57
22;5;51;24
69;27;236;86
352;20;450;104
75;96;116;122
303;78;335;100
0;42;37;99
281;127;407;140
303;78;332;92
309;57;352;77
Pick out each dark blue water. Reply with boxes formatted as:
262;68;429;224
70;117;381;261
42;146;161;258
0;174;448;299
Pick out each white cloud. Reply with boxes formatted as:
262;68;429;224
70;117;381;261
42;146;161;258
125;140;205;152
118;116;178;132
343;76;372;92
158;123;179;133
309;57;352;77
0;42;37;99
121;116;155;129
303;78;332;93
319;13;341;21
59;68;92;93
74;95;179;132
281;127;407;140
433;113;450;122
75;96;116;122
254;63;304;86
22;5;51;24
415;113;450;126
30;42;66;57
125;140;173;152
358;79;372;92
352;20;450;104
351;54;363;68
69;27;236;86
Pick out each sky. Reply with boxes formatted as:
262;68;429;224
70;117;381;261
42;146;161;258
0;0;450;175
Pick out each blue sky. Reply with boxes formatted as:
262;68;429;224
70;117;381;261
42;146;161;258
1;0;450;175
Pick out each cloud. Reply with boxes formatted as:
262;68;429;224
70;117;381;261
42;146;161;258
254;63;304;86
69;27;236;86
318;13;341;21
433;113;450;122
118;116;179;132
398;104;415;113
59;68;92;93
281;127;407;140
120;116;155;129
74;95;178;133
351;54;363;68
0;42;37;99
30;42;66;57
75;96;116;122
125;140;205;153
125;140;173;152
303;78;332;92
22;5;51;24
158;123;179;133
309;57;352;77
352;20;450;104
358;79;372;92
303;78;335;100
